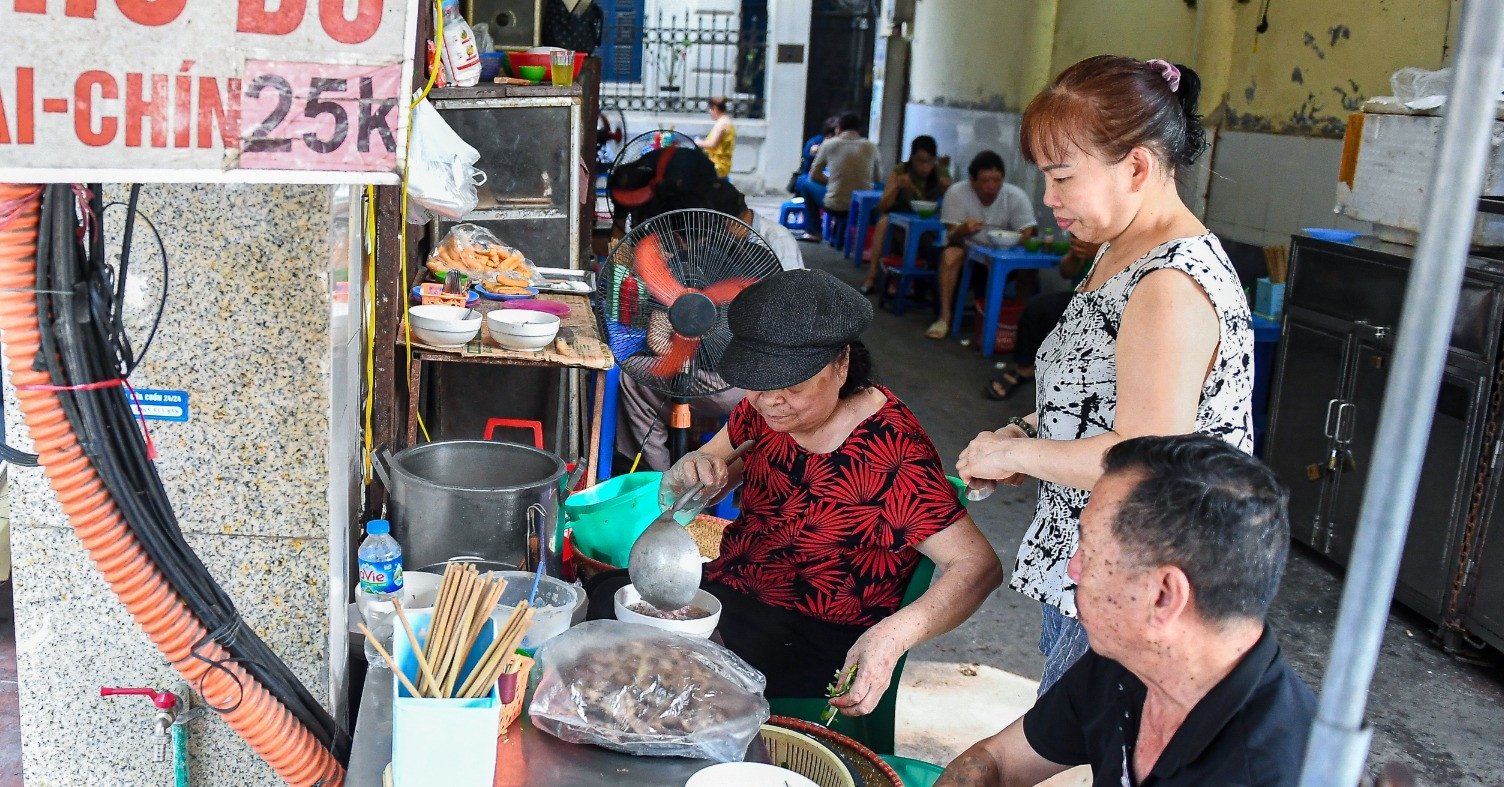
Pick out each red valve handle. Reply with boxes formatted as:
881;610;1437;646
99;687;178;710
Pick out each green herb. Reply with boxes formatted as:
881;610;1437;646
820;664;860;726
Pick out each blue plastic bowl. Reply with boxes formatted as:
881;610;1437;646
1303;227;1360;243
479;52;505;81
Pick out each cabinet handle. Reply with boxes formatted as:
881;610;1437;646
1324;398;1342;439
1335;402;1357;445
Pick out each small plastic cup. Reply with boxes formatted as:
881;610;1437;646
550;50;575;86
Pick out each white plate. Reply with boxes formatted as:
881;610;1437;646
686;762;820;787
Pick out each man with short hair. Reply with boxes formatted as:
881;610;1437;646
938;434;1316;786
801;112;881;242
930;150;1037;339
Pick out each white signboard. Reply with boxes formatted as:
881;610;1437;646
0;0;420;183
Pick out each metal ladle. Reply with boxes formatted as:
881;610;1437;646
628;440;755;610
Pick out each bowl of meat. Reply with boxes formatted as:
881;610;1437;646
614;584;721;638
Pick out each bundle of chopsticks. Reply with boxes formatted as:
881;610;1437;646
360;562;535;700
1264;244;1289;284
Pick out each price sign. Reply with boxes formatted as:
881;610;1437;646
239;60;402;172
0;1;419;183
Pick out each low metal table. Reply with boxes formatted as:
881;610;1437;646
347;665;770;786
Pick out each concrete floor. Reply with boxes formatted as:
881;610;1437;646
750;195;1504;784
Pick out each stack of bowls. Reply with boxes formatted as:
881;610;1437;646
410;305;483;347
487;310;560;351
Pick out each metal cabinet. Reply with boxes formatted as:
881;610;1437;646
430;87;585;270
1266;235;1504;623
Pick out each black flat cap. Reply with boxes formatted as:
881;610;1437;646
718;269;873;391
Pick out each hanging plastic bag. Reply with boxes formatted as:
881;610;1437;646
403;99;483;222
528;621;769;763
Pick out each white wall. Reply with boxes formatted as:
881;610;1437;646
761;0;811;193
1205;131;1365;248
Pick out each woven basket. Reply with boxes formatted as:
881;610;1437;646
766;716;902;787
759;725;856;787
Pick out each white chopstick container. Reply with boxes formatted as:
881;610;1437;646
391;611;500;786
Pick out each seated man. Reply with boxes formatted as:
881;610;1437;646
929;151;1037;339
938;434;1316;786
803;111;881;242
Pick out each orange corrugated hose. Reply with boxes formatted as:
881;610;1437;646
0;184;344;786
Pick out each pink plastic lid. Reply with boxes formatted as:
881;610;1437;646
499;299;570;317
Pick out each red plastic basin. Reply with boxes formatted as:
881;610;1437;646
505;51;585;79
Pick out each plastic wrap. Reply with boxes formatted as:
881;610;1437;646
425;223;540;288
528;620;769;762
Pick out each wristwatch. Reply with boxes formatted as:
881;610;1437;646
1007;416;1037;438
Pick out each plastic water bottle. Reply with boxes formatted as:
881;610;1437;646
358;519;405;664
439;0;481;87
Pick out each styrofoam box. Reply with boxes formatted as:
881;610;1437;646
1336;111;1504;246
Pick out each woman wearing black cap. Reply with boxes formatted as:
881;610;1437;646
601;268;1004;720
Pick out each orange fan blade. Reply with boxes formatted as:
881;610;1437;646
648;335;701;378
633;234;686;304
700;277;759;305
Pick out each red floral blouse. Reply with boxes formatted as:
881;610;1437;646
705;386;966;627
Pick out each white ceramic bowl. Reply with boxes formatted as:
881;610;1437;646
988;229;1022;247
409;304;482;346
910;199;939;217
487;310;561;352
687;763;818;787
614;585;721;639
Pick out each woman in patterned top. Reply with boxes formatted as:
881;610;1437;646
654;269;1004;712
956;56;1255;694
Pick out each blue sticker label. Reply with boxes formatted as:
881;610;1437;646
124;388;189;422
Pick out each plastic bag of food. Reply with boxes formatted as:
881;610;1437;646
426;223;540;292
528;620;769;762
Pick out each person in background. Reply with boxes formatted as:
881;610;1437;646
606;146;802;471
860;135;951;294
794;116;841;227
982;235;1102;400
930;151;1038;339
697;96;737;179
801;112;881;243
937;435;1315;786
955;56;1254;695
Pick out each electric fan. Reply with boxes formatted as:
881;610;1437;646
599;208;783;459
603;130;699;220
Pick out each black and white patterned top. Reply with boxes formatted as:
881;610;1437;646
1010;234;1255;615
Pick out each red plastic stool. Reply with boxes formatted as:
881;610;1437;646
483;418;544;449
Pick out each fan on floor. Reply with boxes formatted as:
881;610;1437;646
604;130;699;225
600;208;783;459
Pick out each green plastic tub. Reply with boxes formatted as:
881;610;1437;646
880;755;944;787
562;472;666;566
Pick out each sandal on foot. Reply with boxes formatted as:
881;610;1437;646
983;369;1026;400
926;320;948;340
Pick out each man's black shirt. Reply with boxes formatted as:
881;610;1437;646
1023;628;1316;786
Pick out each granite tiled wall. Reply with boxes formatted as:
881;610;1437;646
2;183;343;785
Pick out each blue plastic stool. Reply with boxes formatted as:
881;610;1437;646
823;211;848;251
778;199;808;233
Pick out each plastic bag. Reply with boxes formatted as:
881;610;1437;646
426;223;540;287
472;22;496;53
404;99;484;221
528;620;769;762
1390;66;1504;111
